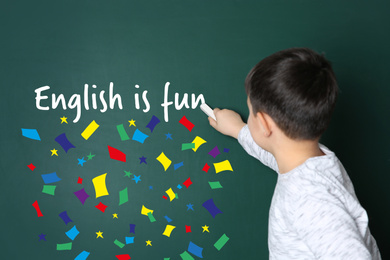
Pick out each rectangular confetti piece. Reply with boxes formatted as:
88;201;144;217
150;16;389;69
213;160;233;173
147;212;156;222
179;251;195;260
114;239;125;248
116;124;130;141
208;181;223;189
119;187;129;205
214;233;229;251
181;143;195;150
56;242;72;251
42;185;56;195
81;120;99;140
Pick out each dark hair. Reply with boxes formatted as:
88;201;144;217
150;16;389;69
245;47;338;140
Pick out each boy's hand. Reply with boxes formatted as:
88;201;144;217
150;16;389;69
208;108;246;139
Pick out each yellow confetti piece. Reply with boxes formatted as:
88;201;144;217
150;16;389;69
92;173;109;198
213;160;233;173
165;188;175;202
81;120;100;140
162;225;176;237
191;136;207;152
141;205;154;216
156;152;171;171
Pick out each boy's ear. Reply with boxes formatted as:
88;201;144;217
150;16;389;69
256;111;272;137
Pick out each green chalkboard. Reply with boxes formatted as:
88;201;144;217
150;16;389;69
1;1;389;259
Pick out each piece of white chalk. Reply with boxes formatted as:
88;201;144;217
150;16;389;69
200;103;217;121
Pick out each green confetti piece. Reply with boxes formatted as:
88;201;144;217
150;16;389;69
119;187;129;205
214;233;229;251
208;181;223;189
147;212;156;222
114;239;125;248
116;124;130;141
179;251;194;260
42;185;56;195
181;143;195;151
175;193;179;199
164;258;170;260
56;242;72;251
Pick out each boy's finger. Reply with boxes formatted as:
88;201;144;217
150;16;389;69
208;117;217;129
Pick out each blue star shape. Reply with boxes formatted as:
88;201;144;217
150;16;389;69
77;157;86;166
139;156;147;164
165;133;173;140
186;203;194;211
38;233;46;241
132;175;141;183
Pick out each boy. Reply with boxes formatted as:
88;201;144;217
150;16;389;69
208;48;381;259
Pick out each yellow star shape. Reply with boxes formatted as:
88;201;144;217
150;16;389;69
202;225;210;233
60;116;68;124
113;213;118;218
146;240;152;246
96;231;103;238
129;119;136;127
51;148;58;156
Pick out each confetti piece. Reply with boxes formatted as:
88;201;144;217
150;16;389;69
162;225;176;237
55;133;76;153
177;184;182;189
81;120;99;140
208;181;223;189
224;148;230;153
77;177;83;184
21;128;41;141
114;239;125;248
56;242;72;251
202;198;223;218
182;143;195;151
65;225;79;240
116;254;131;260
147;212;156;222
179;116;195;132
166;188;176;201
208;146;220;158
59;211;73;225
146;115;160;132
38;233;46;241
191;136;206;152
174;162;184;170
95;202;108;213
27;163;36;171
213;160;233;173
119;187;129;205
139;156;147;164
125;237;134;244
32;200;43;217
75;251;90;260
42;185;56;195
185;225;192;233
41;172;61;184
162;195;168;200
146;240;152;246
202;163;210;173
132;129;149;144
164;216;172;223
73;188;90;205
117;124;130;141
107;145;126;162
141;205;154;216
183;177;192;188
180;251;194;260
187;203;194;211
156;152;171;171
188;241;204;258
92;173;109;198
129;224;136;233
214;233;229;251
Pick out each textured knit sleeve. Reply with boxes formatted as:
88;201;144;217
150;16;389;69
237;124;278;172
293;196;374;260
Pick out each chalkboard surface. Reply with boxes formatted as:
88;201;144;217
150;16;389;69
1;1;389;259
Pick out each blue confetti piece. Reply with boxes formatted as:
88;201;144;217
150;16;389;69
146;115;160;132
177;184;182;189
125;236;135;244
132;129;149;144
188;241;204;258
74;250;90;260
41;172;61;184
174;162;184;170
21;128;41;141
224;148;230;153
65;225;79;240
164;216;172;223
55;133;75;153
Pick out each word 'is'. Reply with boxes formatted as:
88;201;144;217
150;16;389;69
34;82;205;123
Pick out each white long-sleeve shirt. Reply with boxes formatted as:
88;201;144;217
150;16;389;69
238;125;381;260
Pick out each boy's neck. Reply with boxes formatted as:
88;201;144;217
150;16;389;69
271;136;324;174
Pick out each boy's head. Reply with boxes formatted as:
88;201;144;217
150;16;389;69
245;47;338;140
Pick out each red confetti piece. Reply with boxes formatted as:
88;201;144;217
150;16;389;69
202;163;210;173
179;116;195;132
162;195;168;200
32;200;43;217
77;177;83;184
116;254;131;260
95;202;108;213
185;225;192;233
107;145;126;162
183;177;193;188
27;163;36;171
